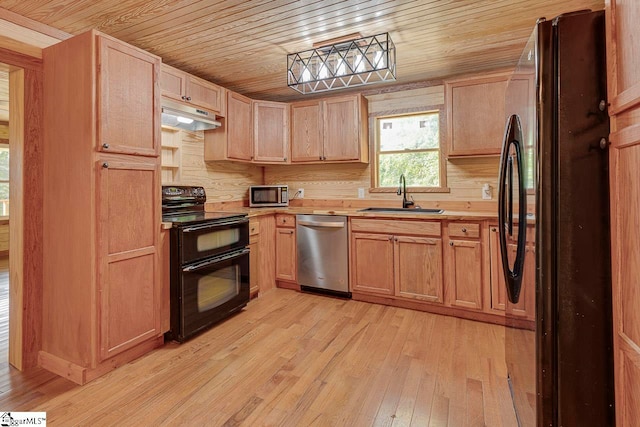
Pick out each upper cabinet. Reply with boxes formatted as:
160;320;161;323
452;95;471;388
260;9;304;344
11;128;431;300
99;37;160;157
205;91;253;162
253;100;290;163
160;64;226;116
445;73;509;157
205;93;290;164
290;94;369;163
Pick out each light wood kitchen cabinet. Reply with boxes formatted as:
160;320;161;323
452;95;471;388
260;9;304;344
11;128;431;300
275;214;296;282
350;218;443;301
253;100;290;163
258;215;277;293
160;63;226;115
445;222;484;310
488;225;535;320
395;236;444;303
248;219;260;296
351;232;395;296
445;73;509;157
205;90;253;162
290;94;369;163
41;30;162;385
99;36;160;157
98;160;160;359
290;100;323;162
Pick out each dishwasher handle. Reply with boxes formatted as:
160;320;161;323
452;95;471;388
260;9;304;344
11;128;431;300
297;219;345;228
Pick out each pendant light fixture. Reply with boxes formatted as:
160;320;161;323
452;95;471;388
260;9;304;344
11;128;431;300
287;32;396;94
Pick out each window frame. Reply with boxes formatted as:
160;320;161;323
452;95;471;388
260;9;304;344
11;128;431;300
370;107;449;193
0;142;8;219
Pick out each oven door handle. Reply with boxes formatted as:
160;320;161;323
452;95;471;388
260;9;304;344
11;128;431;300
182;248;250;272
182;218;248;233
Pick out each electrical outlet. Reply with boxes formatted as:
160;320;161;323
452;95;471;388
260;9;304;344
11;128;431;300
298;188;304;199
482;183;492;200
358;188;365;198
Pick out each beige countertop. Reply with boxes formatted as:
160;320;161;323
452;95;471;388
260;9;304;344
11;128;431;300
203;203;535;223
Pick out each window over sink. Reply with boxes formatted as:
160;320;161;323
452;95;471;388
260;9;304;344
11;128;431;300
373;110;448;192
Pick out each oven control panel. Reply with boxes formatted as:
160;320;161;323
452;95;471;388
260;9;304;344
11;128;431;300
162;185;206;203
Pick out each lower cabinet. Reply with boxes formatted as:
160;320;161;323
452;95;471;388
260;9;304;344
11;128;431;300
444;222;485;311
248;219;260;296
395;236;444;303
350;232;395;295
350;219;444;303
98;160;161;360
488;224;535;320
275;214;297;282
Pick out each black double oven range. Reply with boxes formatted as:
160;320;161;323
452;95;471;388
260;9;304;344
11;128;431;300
162;185;250;342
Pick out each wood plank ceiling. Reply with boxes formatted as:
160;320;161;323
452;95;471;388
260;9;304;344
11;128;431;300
0;0;604;102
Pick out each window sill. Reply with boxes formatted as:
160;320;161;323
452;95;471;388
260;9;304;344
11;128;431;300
369;186;451;194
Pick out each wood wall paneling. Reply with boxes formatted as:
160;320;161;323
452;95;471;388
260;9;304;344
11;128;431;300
179;129;262;202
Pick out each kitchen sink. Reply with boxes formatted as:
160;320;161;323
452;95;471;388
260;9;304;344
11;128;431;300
358;207;444;214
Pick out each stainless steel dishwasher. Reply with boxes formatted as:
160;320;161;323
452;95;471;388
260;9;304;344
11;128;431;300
296;214;350;298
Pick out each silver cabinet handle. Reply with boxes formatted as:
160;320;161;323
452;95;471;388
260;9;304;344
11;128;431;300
102;162;109;168
102;143;109;149
298;220;345;228
461;227;467;232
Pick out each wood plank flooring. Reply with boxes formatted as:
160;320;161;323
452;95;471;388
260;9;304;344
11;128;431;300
0;288;518;426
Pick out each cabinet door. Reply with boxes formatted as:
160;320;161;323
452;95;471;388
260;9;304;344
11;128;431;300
98;160;160;360
489;226;507;312
506;244;535;321
447;239;483;310
160;65;187;102
188;75;225;115
258;215;276;292
350;232;394;295
489;227;534;319
446;75;508;156
275;227;296;282
254;100;289;163
249;235;260;295
291;100;323;162
227;91;253;161
395;236;444;303
323;96;360;161
98;36;160;157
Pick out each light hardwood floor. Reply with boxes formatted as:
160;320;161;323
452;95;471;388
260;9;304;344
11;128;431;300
0;288;517;426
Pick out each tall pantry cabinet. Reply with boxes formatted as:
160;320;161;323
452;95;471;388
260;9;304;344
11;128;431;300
41;30;163;384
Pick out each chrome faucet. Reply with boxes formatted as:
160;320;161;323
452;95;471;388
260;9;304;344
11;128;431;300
397;174;415;209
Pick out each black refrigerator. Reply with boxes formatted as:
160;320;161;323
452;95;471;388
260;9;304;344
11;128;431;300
498;10;615;427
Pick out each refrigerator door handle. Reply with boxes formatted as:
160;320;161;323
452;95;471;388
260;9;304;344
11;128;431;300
498;114;527;304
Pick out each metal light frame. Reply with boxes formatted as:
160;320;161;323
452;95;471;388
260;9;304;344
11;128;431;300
287;32;396;94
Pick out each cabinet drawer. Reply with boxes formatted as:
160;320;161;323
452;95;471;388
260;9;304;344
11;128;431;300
490;224;534;243
448;223;480;239
276;214;296;228
350;218;441;237
249;220;260;235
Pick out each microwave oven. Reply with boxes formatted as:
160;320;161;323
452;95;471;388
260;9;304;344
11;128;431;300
249;185;289;207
